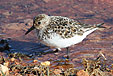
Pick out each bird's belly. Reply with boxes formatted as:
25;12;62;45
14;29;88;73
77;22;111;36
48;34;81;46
40;34;85;48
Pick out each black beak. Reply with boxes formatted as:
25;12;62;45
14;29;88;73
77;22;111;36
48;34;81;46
25;25;35;35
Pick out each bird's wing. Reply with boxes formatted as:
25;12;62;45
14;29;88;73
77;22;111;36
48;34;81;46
44;16;85;38
43;16;104;39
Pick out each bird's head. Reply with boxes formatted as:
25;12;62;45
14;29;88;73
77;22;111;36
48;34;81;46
25;14;50;35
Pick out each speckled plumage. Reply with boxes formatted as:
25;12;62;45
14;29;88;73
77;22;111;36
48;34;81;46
26;14;104;49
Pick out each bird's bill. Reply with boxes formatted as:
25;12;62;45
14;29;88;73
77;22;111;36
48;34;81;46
25;26;35;35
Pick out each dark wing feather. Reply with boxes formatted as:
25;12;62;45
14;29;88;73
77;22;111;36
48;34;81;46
45;16;84;38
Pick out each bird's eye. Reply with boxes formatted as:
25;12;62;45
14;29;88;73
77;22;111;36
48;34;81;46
38;22;41;24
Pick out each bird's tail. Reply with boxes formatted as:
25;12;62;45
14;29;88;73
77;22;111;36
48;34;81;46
83;23;105;35
95;23;105;28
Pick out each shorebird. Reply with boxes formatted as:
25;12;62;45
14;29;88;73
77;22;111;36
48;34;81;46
25;14;104;59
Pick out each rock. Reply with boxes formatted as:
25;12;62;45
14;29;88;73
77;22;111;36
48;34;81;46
10;57;15;62
0;39;10;52
0;64;9;76
3;11;13;16
0;34;5;37
53;69;62;75
41;61;50;66
33;59;38;63
3;23;22;30
111;70;113;75
43;0;50;3
77;70;89;76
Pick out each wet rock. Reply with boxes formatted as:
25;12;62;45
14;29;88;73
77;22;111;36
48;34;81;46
83;14;95;18
0;14;5;18
3;11;13;16
3;23;24;30
0;39;10;52
103;18;113;24
0;5;5;9
43;0;51;3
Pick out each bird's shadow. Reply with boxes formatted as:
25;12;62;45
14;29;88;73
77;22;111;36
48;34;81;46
0;39;58;57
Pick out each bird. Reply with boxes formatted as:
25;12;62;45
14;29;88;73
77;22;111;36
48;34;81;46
25;14;105;59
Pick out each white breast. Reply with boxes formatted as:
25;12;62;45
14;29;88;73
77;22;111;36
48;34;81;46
39;28;98;48
40;33;84;48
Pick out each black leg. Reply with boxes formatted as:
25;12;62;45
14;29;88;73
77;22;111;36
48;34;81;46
66;47;70;59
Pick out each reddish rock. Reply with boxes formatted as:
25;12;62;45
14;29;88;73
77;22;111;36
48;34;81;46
53;69;62;75
77;70;89;76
